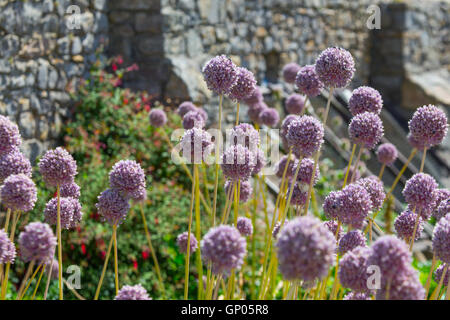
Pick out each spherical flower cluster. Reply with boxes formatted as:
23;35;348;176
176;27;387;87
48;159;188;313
286;115;324;158
201;225;247;275
323;220;343;241
236;217;253;236
280;114;297;138
0;174;37;212
402;173;437;213
0;115;21;155
243;86;263;106
18;222;57;263
38;147;77;187
274;155;295;178
436;199;450;222
433;188;450;215
230;123;260;150
228;67;257;102
285;182;307;206
177;101;197;117
434;264;449;287
96;188;130;226
348;86;383;116
356;176;386;210
291;157;320;186
323;191;341;220
408;105;448;149
343;292;371;300
338;230;367;255
295;65;324;97
285;94;305;115
224;180;253;203
45;258;59;280
109;160;146;199
149;109;167;127
315;47;355;88
282;62;301;83
202;55;238;95
183;110;206;129
115;284;151;300
376;143;398;166
180;127;213;164
276;216;336;281
44;197;82;230
336;184;373;229
348;112;384;150
60;181;81;199
272;222;282;239
131;187;147;204
376;267;425;300
176;232;198;254
339;246;371;292
432;213;450;263
221;145;256;181
247;101;267;123
259;108;280;127
394;209;423;242
0;229;16;264
0;149;32;182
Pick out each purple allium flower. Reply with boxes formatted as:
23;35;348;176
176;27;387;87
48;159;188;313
183;110;206;130
272;221;281;239
228;67;257;102
286;182;308;206
149;109;167;127
376;143;398;166
407;133;426;151
436;199;450;222
323;191;341;220
432;213;450;263
285;94;305;115
202;55;238;95
291;157;320;186
224;180;253;203
338;230;367;255
0;149;32;183
348;86;383;116
286;115;324;158
45;258;59;280
433;188;450;214
295;65;324;97
69;198;83;229
60;181;80;199
96;188;130;226
247;101;268;124
18;222;57;263
323;220;343;241
280;114;298;139
356;176;386;211
230;123;260;150
252;148;266;175
0;174;37;212
0;229;16;264
180;127;213;164
0;115;21;156
131;187;147;204
315;47;355;88
196;108;208;121
109;160;146;199
44;197;82;230
115;284;151;300
402;173;437;213
221;145;256;181
177;101;197;117
394;209;423;242
176;232;198;254
282;63;301;84
259;108;280;127
243;86;263;106
349;112;384;150
408;105;448;149
376;266;425;300
276;216;336;281
236;217;253;236
274;155;295;178
201;225;247;275
339;246;371;292
434;264;449;287
337;184;373;229
38;147;77;187
343;292;371;300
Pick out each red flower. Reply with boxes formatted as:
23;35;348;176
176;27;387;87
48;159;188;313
112;63;118;72
81;243;86;255
142;251;149;260
100;251;106;259
144;104;151;112
123;98;129;105
133;260;138;270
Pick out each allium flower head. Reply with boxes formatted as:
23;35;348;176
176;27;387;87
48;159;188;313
408;105;448;149
286;182;308;206
236;217;253;236
177;101;197;117
0;173;37;212
44;197;82;230
183;110;206;129
323;220;343;241
315;47;355;88
259;108;280;127
337;184;373;229
376;143;398;165
338;230;367;255
323;191;341;220
433;188;450;213
295;65;324;97
224;180;253;203
96;188;130;226
0;115;21;155
348;86;383;116
149;109;167;127
436;199;450;222
394;209;423;242
349;112;384;150
343;292;371;300
291;157;319;186
280;114;298;139
286;115;324;158
109;160;146;199
376;266;425;300
282;62;301;84
176;232;198;254
202;55;238;95
432;213;450;263
60;181;81;199
115;284;151;300
407;133;426;151
228;67;257;102
0;148;32;183
247;101;267;124
0;229;16;264
201;225;247;275
356;176;386;211
252;148;266;175
180;128;213;164
339;246;371;292
38;147;77;187
402;173;437;212
274;155;295;178
285;94;305;115
19;222;56;263
276;216;336;281
230;123;260;150
221;145;256;181
434;264;449;287
243;86;263;106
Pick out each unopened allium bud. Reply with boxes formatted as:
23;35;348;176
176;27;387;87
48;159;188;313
202;55;238;95
348;86;383;116
376;143;398;166
295;65;324;97
408;105;448;149
282;63;301;84
315;47;355;88
285;94;305;115
349;112;384;150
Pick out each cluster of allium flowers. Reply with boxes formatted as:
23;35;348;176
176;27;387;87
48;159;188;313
109;160;146;199
436;199;450;222
228;67;257;102
343;292;371;300
148;109;167;127
276;216;336;281
0;174;37;212
376;143;398;166
236;217;253;236
394;209;423;242
252;149;266;175
0;115;21;155
348;86;383;116
201;225;247;275
432;213;450;263
259;108;280;127
295;65;324;97
18;222;57;263
282;62;301;84
291;157;320;186
315;47;355;88
176;232;198;254
38;147;77;187
274;155;295;178
177;101;197;117
0;148;32;182
183;110;206;130
285;94;305;115
434;264;449;287
44;197;82;230
408;105;448;149
272;222;282;239
230;123;260;150
286;182;307;206
336;184;373;229
247;101;267;123
115;284;151;300
221;145;256;181
224;180;252;203
349;112;384;150
45;258;59;280
202;55;238;95
376;267;425;300
323;220;343;241
60;181;81;199
0;229;16;264
338;230;367;255
96;188;130;226
243;86;263;106
339;246;371;292
286;115;324;158
180;127;213;164
402;173;437;213
356;176;386;210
